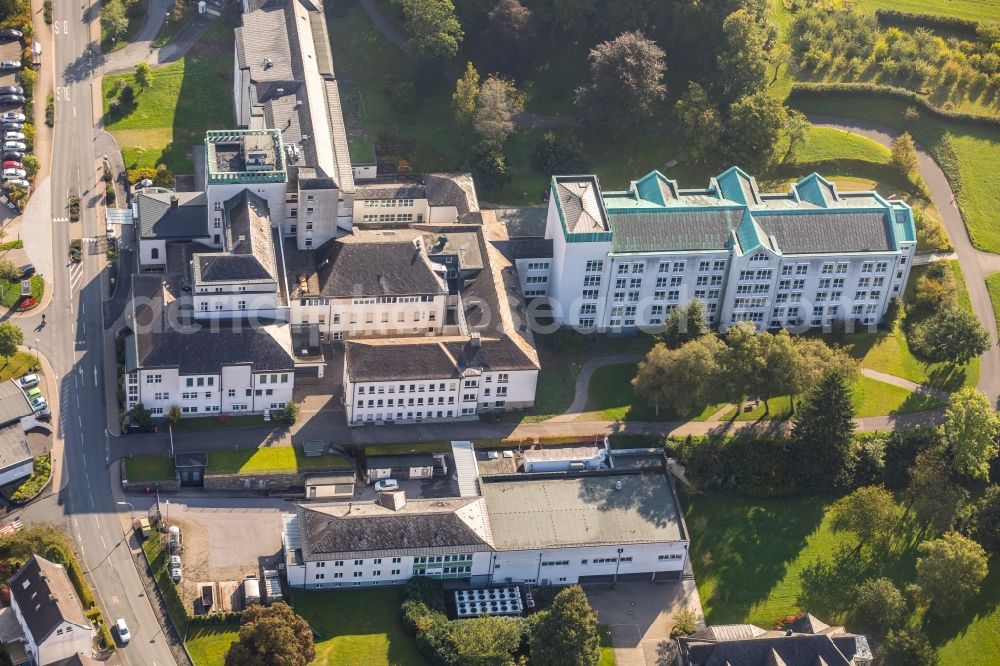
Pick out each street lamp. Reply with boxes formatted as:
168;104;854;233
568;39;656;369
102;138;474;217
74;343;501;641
612;548;624;586
116;501;135;523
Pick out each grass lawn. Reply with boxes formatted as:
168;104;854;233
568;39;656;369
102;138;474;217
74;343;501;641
292;588;424;666
186;624;238;666
683;490;1000;665
598;625;617;666
364;442;450;456
124;455;175;482
0;352;38;382
153;3;196;47
206;446;352;475
576;363;721;422
103;17;235;173
0;275;44;310
853;0;1000;22
142;530;190;633
986;272;1000;332
170;414;268;432
787;126;891;165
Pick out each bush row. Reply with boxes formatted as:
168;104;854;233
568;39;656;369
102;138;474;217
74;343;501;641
43;544;96;609
9;455;51;502
874;9;985;38
789;82;1000;130
189;610;243;627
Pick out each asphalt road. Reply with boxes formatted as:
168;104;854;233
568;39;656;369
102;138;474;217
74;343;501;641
13;0;178;663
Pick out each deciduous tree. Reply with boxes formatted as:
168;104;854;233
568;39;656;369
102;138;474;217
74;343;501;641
880;629;939;666
100;0;128;38
972;485;1000;552
853;577;907;633
529;585;599;666
452;61;480;127
910;306;988;367
904;449;968;534
916;531;988;616
449;615;521;664
942;387;1000;480
486;0;535;75
473;75;525;142
632;335;725;418
534;131;585;176
722;92;788;171
674;82;721;163
224;602;316;666
829;486;897;550
715;8;772;106
574;31;666;127
134;62;153;90
468;139;510;192
891;132;919;176
394;0;464;61
0;322;23;360
657;300;707;349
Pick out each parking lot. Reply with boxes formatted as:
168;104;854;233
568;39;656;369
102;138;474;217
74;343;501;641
0;40;20;92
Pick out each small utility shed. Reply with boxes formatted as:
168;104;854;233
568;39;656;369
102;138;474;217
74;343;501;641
365;453;435;482
305;472;355;499
175;452;207;486
522;446;606;473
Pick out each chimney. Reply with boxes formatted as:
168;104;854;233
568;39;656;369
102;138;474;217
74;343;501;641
470;332;481;348
379;490;407;511
170;195;178;209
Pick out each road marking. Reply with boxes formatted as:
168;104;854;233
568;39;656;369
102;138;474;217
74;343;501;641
69;263;84;290
75;395;79;408
111;595;119;604
99;533;106;549
52;217;68;223
77;415;82;429
81;322;86;335
80;450;86;465
93;367;98;386
81;301;84;314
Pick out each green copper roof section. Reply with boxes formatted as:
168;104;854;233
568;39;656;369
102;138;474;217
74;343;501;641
794;173;838;207
736;209;764;253
889;201;917;246
715;166;759;206
633;170;678;206
205;129;287;185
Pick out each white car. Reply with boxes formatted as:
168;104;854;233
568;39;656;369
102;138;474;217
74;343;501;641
3;168;25;179
3;141;25;151
170;554;181;568
4;178;28;188
374;479;399;492
16;374;38;389
115;618;130;644
170;567;182;582
2;112;24;122
3;131;23;141
29;396;47;412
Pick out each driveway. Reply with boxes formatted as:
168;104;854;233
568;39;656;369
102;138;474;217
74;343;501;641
587;581;699;666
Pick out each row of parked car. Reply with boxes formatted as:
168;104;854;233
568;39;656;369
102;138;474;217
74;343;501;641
16;373;50;419
0;28;30;188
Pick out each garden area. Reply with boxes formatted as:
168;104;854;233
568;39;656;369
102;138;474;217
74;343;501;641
101;16;235;175
1;454;51;502
124;455;176;482
0;273;44;311
205;445;353;475
0;351;39;382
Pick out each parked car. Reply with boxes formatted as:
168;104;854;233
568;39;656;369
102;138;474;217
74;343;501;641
3;169;26;179
1;122;21;131
3;142;25;151
0;95;24;106
170;567;182;582
0;86;22;96
4;132;23;141
16;374;38;389
2;112;25;122
170;555;182;568
28;396;46;412
114;618;130;645
3;161;21;169
374;479;399;492
36;407;50;421
0;29;23;41
0;61;21;71
4;151;23;161
5;179;28;188
26;387;42;402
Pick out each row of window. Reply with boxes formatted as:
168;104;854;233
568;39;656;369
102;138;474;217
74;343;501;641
353;405;503;421
362;213;414;223
363;198;416;208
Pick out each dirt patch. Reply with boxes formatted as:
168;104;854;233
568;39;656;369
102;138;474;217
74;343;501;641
170;516;211;612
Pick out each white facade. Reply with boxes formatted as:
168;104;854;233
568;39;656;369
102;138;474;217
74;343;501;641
193;282;282;321
515;258;551;298
543;170;917;333
126;367;293;416
294;551;493;589
489;542;687;585
11;611;93;666
291;294;447;340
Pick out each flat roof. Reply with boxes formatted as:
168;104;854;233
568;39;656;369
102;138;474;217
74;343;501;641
522;446;602;462
0;381;33;426
482;473;685;550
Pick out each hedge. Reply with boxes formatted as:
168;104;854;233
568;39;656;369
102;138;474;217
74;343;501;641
874;9;986;38
97;621;115;650
789;82;1000;130
43;544;96;609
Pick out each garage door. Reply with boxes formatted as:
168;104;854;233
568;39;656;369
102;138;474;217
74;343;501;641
295;366;320;379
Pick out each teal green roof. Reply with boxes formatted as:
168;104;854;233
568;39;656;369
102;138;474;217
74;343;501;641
736;210;764;253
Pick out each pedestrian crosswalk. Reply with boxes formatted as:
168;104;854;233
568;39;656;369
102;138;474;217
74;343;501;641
69;261;84;291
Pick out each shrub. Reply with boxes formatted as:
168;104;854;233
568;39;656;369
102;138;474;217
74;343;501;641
670;608;699;637
9;455;51;502
44;93;53;127
280;402;299;425
403;575;445;612
127;167;157;184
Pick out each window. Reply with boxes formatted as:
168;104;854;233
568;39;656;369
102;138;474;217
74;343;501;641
583;275;601;287
672;261;686;273
585;260;603;272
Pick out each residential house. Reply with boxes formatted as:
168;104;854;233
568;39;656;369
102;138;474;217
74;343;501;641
7;555;95;665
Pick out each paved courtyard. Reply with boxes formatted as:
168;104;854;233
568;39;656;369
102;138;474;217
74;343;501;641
586;581;699;666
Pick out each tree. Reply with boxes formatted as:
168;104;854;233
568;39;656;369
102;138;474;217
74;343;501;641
486;0;535;75
880;629;939;666
166;405;181;424
574;31;667;127
720;321;767;404
904;449;968;534
972;485;1000;553
452;61;480;127
784;109;810;159
134;62;153;90
916;531;988;615
715;8;772;105
723;92;788;171
473;75;524;143
793;368;857;488
281;402;299;425
224;602;316;666
910;306;988;367
633;335;726;418
674;82;721;163
942;387;1000;480
829;486;897;550
394;0;464;61
534;131;586;176
100;0;128;38
0;260;20;281
21;154;39;178
529;585;600;666
853;577;907;633
449;615;522;664
670;608;699;638
891;132;919;177
658;300;708;349
0;322;23;360
469;139;511;191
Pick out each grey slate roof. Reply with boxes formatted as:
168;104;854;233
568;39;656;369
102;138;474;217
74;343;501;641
495;238;554;260
299;503;489;555
554;176;608;234
481;472;686;550
9;556;91;644
0;423;30;472
683;634;854;666
137;192;208;240
608;208;743;253
316;240;445;298
754;211;893;254
345;336;538;383
192;190;278;284
138;323;295;374
355;180;426;201
0;380;33;426
424;173;479;214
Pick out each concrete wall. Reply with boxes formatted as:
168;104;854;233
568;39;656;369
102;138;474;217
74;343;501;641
203;472;307;492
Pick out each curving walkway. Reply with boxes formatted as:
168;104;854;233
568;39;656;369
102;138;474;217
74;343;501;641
549;353;644;422
101;10;212;75
807;115;1000;405
859;367;950;402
